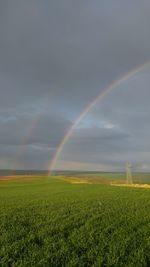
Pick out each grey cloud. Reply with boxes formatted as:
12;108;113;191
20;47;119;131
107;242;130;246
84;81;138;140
59;126;131;164
0;0;150;169
0;110;71;170
0;111;71;146
0;0;150;110
57;71;150;169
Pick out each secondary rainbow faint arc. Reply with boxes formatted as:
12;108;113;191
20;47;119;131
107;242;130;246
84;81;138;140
49;61;150;174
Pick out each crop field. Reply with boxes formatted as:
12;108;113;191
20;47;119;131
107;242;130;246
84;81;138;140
54;172;150;185
1;177;150;266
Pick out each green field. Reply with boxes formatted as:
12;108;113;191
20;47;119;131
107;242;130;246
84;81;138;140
54;172;150;184
1;177;150;266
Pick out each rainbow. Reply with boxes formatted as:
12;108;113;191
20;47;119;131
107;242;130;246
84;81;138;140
49;61;150;174
12;92;52;172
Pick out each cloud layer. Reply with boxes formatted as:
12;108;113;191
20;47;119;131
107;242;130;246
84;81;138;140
0;0;150;170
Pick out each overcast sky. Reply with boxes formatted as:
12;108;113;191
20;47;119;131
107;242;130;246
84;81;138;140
0;0;150;171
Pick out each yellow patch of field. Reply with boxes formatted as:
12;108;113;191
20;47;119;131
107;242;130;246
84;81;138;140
57;176;150;188
112;183;150;189
57;176;92;184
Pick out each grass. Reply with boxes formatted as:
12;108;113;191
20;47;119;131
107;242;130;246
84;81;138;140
0;176;150;266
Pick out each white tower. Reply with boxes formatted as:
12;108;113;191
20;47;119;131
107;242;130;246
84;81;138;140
126;161;133;184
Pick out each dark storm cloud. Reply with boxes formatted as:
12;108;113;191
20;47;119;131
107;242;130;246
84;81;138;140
60;127;130;161
0;0;150;169
0;110;71;169
0;111;70;146
58;72;150;170
0;0;150;109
